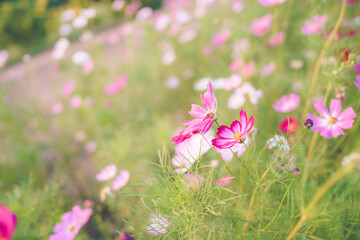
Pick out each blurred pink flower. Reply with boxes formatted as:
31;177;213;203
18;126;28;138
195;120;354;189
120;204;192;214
223;74;242;91
181;172;205;191
217;176;234;186
232;0;244;12
302;15;328;35
49;205;92;240
96;164;117;181
104;75;128;95
203;46;213;55
269;32;285;47
212;110;255;149
229;58;244;72
258;0;287;7
241;61;255;78
84;200;93;208
62;81;75;97
355;75;360;90
146;214;171;236
355;62;360;73
307;99;356;138
273;93;300;112
251;14;272;36
51;102;64;115
125;1;141;15
107;33;120;44
0;204;17;240
111;170;130;190
136;7;153;20
171;129;198;144
85;141;97;153
69;95;82;108
82;60;94;75
183;82;217;135
112;0;125;11
165;76;180;89
212;29;231;46
211;159;219;167
260;61;276;76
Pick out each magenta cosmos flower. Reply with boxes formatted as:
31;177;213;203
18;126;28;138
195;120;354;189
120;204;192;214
269;31;285;47
104;75;128;95
307;99;356;138
212;110;255;149
273;93;300;112
49;205;92;240
258;0;287;7
0;205;17;240
251;14;272;36
183;82;217;135
301;15;328;35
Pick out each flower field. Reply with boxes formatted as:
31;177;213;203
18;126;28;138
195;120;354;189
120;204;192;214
0;0;360;239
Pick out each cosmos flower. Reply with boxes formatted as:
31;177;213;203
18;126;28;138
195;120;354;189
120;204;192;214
334;87;346;101
0;205;17;240
183;82;217;135
69;95;82;108
273;93;300;112
96;164;117;181
165;76;180;89
82;60;94;75
212;110;254;149
342;152;360;169
258;0;287;7
269;31;285;47
112;0;125;11
51;102;64;115
260;61;276;76
228;82;263;109
100;186;115;202
171;129;198;144
111;170;130;190
279;117;299;134
355;75;360;90
71;51;90;66
172;130;213;173
212;29;231;46
216;176;234;186
215;135;250;161
62;81;75;97
302;15;328;35
251;14;272;36
104;75;128;95
146;214;171;236
307;99;356;138
229;58;244;72
49;205;92;240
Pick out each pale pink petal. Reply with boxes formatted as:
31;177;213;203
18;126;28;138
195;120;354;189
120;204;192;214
329;99;342;118
217;125;235;139
111;170;130;190
314;101;330;118
96;164;117;181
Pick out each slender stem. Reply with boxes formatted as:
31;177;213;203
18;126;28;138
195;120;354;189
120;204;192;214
300;0;347;121
262;179;294;231
286;164;354;240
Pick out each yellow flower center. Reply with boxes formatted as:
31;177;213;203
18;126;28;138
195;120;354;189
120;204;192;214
328;117;336;124
234;132;242;141
204;111;215;121
69;225;75;231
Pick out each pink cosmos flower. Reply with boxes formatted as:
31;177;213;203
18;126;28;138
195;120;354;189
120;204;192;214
203;46;213;55
216;135;250;161
212;110;255;149
172;130;213;173
307;99;356;138
146;214;171;236
51;102;64;115
181;172;205;192
258;0;287;7
183;82;217;135
260;61;276;76
301;15;328;35
269;31;285;47
212;29;231;46
241;61;255;78
229;58;244;72
82;60;94;75
0;205;17;240
125;0;141;15
96;164;117;181
171;129;198;144
251;14;272;36
355;75;360;90
273;93;300;112
104;75;128;95
355;63;360;73
216;176;234;186
279;117;299;134
69;95;82;108
49;205;92;240
232;0;244;12
111;170;130;190
62;81;75;97
223;74;242;91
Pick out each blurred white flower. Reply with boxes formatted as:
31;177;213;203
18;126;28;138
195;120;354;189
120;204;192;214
112;0;125;11
193;77;212;91
81;7;96;19
166;76;180;89
178;27;197;44
154;13;170;32
59;24;73;36
80;31;94;42
61;9;76;22
342;153;360;169
22;54;31;63
290;59;304;70
136;7;153;21
0;50;9;68
72;15;88;29
162;49;176;65
266;135;290;152
72;51;90;66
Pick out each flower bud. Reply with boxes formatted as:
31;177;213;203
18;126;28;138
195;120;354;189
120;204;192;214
304;119;313;128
